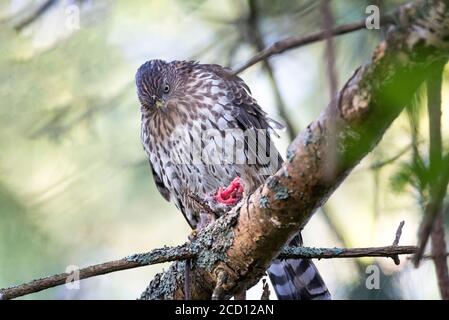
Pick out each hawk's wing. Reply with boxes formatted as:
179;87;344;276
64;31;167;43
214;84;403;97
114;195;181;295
203;64;284;175
149;160;170;202
204;64;283;131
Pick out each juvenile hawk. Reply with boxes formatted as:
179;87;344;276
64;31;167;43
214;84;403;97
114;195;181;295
136;59;330;300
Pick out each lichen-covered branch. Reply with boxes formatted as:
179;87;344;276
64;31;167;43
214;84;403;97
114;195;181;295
0;243;193;300
140;0;449;300
279;245;418;259
0;242;420;300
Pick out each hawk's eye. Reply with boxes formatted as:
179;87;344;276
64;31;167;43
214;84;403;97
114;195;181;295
163;83;170;94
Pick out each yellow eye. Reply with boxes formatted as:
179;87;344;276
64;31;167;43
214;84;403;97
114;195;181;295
163;83;170;94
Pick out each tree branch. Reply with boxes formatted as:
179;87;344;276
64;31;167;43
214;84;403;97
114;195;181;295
431;214;449;299
369;144;412;170
0;243;193;300
14;0;59;32
233;14;394;74
320;0;339;99
139;0;449;300
414;151;449;265
279;245;417;259
425;64;449;299
246;0;296;140
0;242;419;300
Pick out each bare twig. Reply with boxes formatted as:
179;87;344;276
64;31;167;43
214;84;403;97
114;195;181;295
369;144;412;170
233;15;394;74
278;245;417;259
393;221;405;246
320;0;339;99
391;221;405;265
246;0;296;140
421;252;449;259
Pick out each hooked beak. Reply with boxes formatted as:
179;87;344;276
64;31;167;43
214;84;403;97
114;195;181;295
154;99;164;109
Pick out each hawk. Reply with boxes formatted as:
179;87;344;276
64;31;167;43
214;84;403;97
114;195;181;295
136;59;330;300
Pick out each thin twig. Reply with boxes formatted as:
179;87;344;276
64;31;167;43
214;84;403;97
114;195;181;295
420;252;449;260
278;245;417;260
14;0;58;32
391;221;405;265
246;0;296;140
393;221;405;246
369;144;412;170
233;15;393;74
320;0;339;99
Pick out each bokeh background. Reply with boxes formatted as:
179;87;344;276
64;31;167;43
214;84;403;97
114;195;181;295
0;0;448;299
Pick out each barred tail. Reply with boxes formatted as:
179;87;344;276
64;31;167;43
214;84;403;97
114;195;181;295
267;233;331;300
268;258;331;300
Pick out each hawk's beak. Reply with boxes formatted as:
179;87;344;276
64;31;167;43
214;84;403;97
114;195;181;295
155;99;164;109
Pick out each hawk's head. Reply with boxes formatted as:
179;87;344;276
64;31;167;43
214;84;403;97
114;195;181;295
136;59;171;112
136;59;196;115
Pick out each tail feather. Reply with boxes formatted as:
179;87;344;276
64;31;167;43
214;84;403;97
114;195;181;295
268;259;331;300
267;234;331;300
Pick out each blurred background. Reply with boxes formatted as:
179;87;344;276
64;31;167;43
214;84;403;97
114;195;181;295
0;0;448;299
